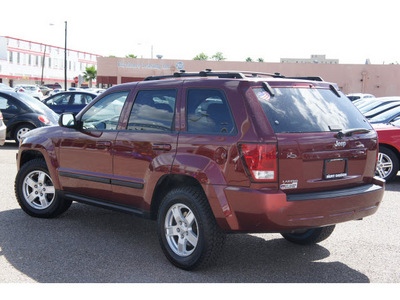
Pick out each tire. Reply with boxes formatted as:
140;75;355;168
15;159;72;218
281;225;335;245
376;146;399;182
13;123;35;143
157;186;225;270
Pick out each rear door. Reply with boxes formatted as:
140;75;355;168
253;84;377;194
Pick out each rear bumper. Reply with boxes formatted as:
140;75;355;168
212;177;385;232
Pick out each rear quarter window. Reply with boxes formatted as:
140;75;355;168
253;87;371;133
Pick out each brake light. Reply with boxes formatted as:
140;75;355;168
38;115;50;124
0;111;3;120
239;144;278;182
19;88;25;92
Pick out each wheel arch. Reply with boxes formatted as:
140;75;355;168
379;143;400;160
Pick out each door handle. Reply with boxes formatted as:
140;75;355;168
96;141;112;149
152;144;172;151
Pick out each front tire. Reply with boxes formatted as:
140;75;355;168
157;186;225;270
281;225;335;245
376;146;399;181
15;159;72;218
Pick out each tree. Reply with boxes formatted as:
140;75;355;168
83;66;97;88
257;58;264;62
193;52;209;60
126;54;138;58
212;52;226;61
246;57;253;62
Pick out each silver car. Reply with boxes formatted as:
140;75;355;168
0;110;6;146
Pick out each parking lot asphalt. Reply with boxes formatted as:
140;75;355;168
1;141;399;283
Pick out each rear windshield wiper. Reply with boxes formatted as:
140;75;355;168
334;128;371;139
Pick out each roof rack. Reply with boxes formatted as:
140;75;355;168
143;70;324;82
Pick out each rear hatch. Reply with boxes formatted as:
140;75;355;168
252;82;377;193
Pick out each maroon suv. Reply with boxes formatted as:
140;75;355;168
15;71;384;270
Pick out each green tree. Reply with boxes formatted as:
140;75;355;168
193;52;209;60
212;52;226;61
83;66;97;88
246;57;253;62
257;58;264;62
126;54;138;58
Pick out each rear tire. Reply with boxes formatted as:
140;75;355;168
15;159;72;218
14;123;35;143
281;225;335;245
157;186;225;270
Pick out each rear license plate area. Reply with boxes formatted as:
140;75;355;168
324;158;348;179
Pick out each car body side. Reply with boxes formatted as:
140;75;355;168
17;79;384;233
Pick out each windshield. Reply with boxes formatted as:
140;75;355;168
254;87;371;133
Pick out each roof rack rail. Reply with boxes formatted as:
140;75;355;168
143;70;324;82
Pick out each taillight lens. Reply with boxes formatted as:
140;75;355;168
38;115;50;124
19;88;25;92
0;111;3;120
239;144;278;182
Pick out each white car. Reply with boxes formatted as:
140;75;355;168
0;110;6;146
347;93;375;102
15;85;44;101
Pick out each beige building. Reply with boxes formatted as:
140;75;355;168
97;56;400;97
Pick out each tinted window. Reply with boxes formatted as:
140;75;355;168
369;106;400;123
186;89;236;135
127;89;176;132
46;94;71;105
253;87;371;133
81;91;129;130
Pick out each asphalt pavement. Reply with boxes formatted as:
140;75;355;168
1;141;399;283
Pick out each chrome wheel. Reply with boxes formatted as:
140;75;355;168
22;170;55;210
376;152;393;179
164;203;199;257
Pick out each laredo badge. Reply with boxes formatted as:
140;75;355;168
280;180;298;190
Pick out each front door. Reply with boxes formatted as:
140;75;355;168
57;90;131;201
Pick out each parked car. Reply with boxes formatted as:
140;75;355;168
0;90;59;143
15;70;384;270
357;97;400;114
15;85;44;101
368;105;400;124
0;110;6;146
374;122;400;181
347;93;375;102
39;85;52;96
43;91;97;114
43;83;62;90
0;83;14;91
364;101;400;119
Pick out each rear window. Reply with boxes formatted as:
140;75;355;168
253;87;371;133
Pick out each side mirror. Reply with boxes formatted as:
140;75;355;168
59;113;77;128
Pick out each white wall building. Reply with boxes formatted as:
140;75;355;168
0;36;101;89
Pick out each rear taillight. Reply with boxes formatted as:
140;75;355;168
239;144;278;182
19;88;25;92
38;115;50;124
0;111;3;120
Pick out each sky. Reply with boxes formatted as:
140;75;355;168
1;0;399;64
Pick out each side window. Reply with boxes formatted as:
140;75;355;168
0;96;21;112
47;94;71;105
186;89;236;135
127;89;176;132
81;91;129;130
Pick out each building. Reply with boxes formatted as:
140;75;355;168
97;56;400;97
0;36;101;89
280;54;339;64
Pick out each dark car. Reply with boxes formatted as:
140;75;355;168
0;90;59;143
43;91;97;114
368;105;400;124
15;70;384;270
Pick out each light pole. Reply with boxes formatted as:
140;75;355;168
64;21;67;91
